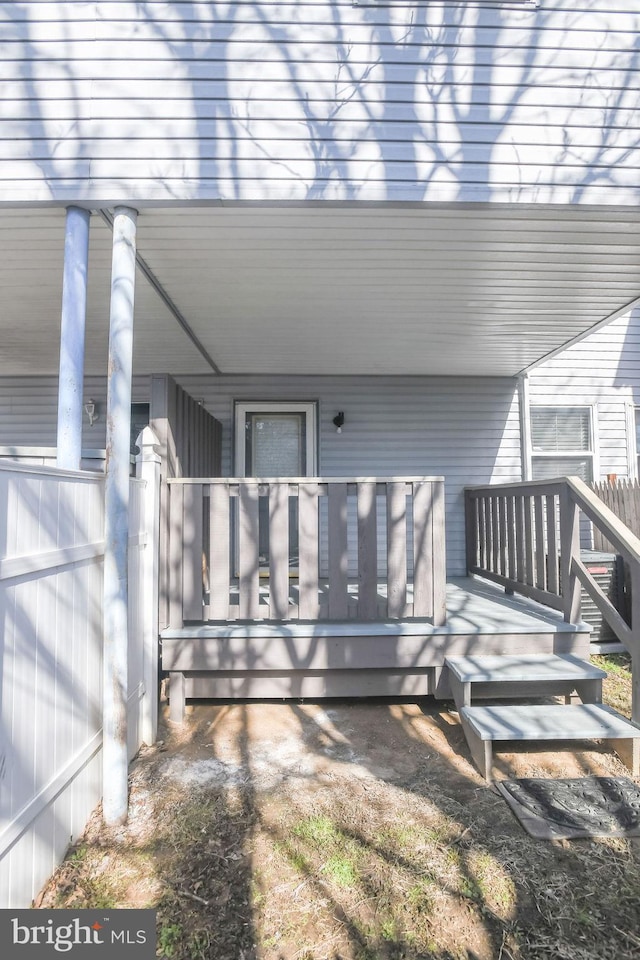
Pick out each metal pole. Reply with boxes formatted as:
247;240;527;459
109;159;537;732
56;206;90;470
103;206;137;825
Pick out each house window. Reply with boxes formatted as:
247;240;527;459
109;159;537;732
530;406;594;481
130;403;150;455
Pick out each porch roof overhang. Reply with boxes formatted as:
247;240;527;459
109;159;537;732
1;203;640;379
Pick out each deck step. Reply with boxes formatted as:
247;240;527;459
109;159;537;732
458;703;640;782
446;653;606;684
460;703;640;742
444;653;605;711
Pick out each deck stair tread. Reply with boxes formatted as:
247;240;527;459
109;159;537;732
445;654;606;684
459;703;640;742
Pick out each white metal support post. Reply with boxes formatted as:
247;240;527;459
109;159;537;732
56;206;90;470
103;206;138;825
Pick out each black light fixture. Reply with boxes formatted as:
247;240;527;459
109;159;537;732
332;411;345;434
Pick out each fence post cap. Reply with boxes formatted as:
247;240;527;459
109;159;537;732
135;427;161;463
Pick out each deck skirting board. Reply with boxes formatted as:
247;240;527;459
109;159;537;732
162;629;589;673
181;668;434;701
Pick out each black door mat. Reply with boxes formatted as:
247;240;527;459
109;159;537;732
495;777;640;839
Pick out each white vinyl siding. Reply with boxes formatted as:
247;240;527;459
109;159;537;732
1;2;640;204
527;305;640;481
174;373;522;578
0;373;522;577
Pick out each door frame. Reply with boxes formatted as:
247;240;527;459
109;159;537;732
233;401;318;477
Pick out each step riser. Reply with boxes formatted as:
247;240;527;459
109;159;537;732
456;679;599;702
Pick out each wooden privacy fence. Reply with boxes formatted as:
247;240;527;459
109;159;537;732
465;477;640;729
591;479;640;550
167;476;446;625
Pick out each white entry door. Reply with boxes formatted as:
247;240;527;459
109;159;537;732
234;402;317;566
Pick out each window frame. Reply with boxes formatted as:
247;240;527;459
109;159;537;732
233;401;318;478
529;404;598;482
632;404;640;482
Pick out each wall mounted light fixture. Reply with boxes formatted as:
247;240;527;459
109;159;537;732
332;412;345;434
84;398;98;426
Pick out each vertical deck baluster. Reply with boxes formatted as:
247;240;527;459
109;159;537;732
386;482;407;619
497;496;507;577
534;495;546;589
478;495;487;570
484;496;493;570
506;496;516;582
560;485;581;623
515;495;526;584
357;481;379;620
546;494;559;596
432;480;446;626
413;480;434;619
269;481;290;619
465;492;478;573
238;482;260;619
524;495;534;585
299;482;320;619
209;482;231;620
491;496;500;574
182;483;204;621
168;482;184;628
328;482;349;619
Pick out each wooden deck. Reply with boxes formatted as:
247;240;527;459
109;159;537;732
162;577;591;716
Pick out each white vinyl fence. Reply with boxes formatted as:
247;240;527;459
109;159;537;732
0;432;160;907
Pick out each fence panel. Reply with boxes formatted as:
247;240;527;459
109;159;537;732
592;479;640;551
171;476;446;626
0;446;158;908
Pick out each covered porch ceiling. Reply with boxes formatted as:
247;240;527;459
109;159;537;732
1;204;639;379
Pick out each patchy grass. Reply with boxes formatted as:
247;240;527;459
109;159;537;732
593;652;633;717
37;699;640;960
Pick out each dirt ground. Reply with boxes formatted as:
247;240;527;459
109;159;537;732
39;659;640;960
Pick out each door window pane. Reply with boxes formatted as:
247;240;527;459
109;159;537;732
247;413;306;477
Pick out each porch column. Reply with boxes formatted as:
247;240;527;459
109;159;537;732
103;206;138;826
56;206;91;469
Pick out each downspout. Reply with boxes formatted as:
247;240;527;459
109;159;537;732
103;207;138;826
56;207;90;469
518;372;532;482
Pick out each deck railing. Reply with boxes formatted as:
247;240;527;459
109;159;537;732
167;476;446;626
465;477;640;729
